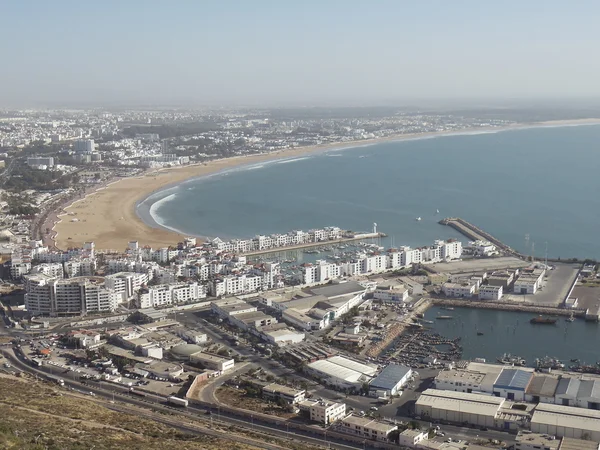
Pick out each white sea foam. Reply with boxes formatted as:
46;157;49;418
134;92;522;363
276;156;312;164
146;193;192;235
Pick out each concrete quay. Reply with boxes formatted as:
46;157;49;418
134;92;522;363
242;231;386;256
431;298;585;317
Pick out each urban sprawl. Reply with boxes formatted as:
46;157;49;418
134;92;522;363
1;108;599;450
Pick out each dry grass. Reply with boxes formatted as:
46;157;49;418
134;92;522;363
0;375;261;450
216;386;296;419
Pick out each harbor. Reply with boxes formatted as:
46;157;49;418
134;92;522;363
421;305;600;368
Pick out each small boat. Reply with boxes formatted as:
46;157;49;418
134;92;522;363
436;209;440;214
477;332;484;336
566;312;575;322
441;306;454;311
415;217;422;221
530;315;557;325
436;315;453;320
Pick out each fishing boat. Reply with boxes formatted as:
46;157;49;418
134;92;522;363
497;353;526;366
535;356;565;370
530;315;557;325
477;332;484;336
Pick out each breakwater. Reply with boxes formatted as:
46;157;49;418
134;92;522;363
439;217;524;258
431;298;585;317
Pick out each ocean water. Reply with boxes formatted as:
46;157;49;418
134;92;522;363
424;305;600;365
139;125;600;259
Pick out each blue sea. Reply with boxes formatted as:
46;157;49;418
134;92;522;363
138;124;600;260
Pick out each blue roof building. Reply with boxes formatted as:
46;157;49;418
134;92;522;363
493;368;534;401
369;364;412;396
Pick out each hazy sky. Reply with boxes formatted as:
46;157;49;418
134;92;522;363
2;0;600;107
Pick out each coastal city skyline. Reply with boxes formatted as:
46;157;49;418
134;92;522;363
3;1;600;106
3;2;600;449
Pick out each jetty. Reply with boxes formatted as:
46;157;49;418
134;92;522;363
439;217;525;258
432;298;586;317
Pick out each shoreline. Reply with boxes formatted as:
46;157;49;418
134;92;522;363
52;118;600;251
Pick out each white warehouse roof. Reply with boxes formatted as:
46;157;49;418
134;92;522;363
532;403;600;433
416;389;505;417
307;357;376;383
327;355;377;376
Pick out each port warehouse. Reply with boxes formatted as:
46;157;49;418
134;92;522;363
433;362;600;409
416;389;600;439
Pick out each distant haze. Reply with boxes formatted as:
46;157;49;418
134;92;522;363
2;1;600;107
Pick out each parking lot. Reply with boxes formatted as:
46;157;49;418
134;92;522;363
503;263;579;306
431;256;529;274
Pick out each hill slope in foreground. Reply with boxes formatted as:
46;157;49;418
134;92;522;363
0;373;310;450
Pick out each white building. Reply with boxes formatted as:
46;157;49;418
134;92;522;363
263;383;306;405
105;272;148;302
24;274;120;316
442;282;476;298
479;285;503;300
299;399;346;425
514;269;545;295
189;352;234;373
74;139;95;152
137;282;207;308
63;258;97;278
27;156;55;168
399;429;427;448
30;262;64;278
338;415;398;442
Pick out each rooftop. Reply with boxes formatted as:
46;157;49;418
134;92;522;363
310;281;366;299
516;433;560;450
263;383;304;397
532;403;600;433
370;364;411;391
416;389;505;418
560;437;600;450
525;374;560;397
494;368;533;391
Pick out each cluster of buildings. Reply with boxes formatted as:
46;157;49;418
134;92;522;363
441;266;546;300
300;240;463;285
208;226;346;253
413;361;600;440
304;353;414;397
210;297;305;347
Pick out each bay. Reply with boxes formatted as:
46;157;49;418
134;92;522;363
143;125;600;259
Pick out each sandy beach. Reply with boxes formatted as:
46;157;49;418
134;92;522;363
53;118;600;251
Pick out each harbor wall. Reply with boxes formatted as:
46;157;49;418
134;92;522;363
431;298;585;317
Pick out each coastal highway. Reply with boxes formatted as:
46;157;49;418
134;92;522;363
0;346;367;450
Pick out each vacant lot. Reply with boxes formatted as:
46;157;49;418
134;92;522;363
217;386;296;419
0;374;261;450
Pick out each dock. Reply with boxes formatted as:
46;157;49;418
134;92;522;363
242;231;387;256
439;217;524;258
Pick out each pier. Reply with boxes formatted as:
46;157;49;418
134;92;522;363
439;217;525;258
241;231;386;256
431;298;586;317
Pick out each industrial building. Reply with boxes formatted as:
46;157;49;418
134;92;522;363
262;383;305;405
305;355;377;390
479;285;503;300
338;414;398;442
369;364;412;397
493;368;534;401
415;389;505;428
434;362;504;394
531;403;600;441
525;374;560;404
